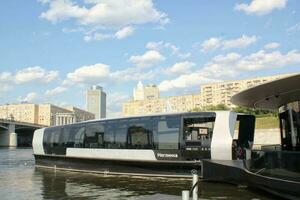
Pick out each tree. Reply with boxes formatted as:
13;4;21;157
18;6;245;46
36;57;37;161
192;104;230;112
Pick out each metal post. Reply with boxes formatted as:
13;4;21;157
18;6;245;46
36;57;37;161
288;108;297;148
182;190;189;200
192;172;198;200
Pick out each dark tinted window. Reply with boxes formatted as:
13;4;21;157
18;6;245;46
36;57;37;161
114;122;127;148
105;121;127;149
127;118;153;149
71;126;85;148
62;126;72;147
85;123;104;148
154;116;180;150
43;127;64;154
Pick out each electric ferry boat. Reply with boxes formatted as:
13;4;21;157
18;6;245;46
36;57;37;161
32;111;254;177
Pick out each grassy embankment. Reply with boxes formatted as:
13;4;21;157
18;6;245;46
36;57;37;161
255;116;279;129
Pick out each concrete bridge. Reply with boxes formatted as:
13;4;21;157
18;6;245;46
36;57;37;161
0;119;46;147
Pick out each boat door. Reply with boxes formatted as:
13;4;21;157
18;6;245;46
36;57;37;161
182;113;216;159
279;109;300;151
232;114;255;160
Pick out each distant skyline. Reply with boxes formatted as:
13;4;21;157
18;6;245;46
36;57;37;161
0;0;300;117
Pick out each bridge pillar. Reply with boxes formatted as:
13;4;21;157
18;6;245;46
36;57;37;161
0;124;17;147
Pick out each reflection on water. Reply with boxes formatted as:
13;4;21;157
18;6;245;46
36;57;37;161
0;148;279;200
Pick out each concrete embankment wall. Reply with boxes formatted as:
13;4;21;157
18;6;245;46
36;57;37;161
253;129;280;149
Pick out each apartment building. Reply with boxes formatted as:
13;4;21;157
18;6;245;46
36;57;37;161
122;73;295;116
0;103;95;126
201;73;292;108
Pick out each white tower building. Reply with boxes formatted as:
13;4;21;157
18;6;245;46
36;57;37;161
133;81;145;101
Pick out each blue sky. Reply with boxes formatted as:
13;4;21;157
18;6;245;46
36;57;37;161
0;0;300;117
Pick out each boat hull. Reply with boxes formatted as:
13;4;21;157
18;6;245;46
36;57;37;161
202;159;300;200
34;154;202;178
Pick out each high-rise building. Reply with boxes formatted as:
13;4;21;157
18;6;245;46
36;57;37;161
86;85;106;119
133;81;159;101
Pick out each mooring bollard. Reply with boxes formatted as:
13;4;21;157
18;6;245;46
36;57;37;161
182;170;199;200
192;172;198;200
191;169;198;200
182;190;189;200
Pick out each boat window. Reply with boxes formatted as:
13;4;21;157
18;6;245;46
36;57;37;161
155;116;180;150
113;122;127;149
85;123;104;148
183;115;215;151
62;126;72;147
127;118;153;149
52;129;61;147
105;121;127;149
67;125;85;148
43;127;63;154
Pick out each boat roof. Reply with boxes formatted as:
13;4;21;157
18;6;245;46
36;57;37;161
231;73;300;110
45;111;235;129
82;110;228;124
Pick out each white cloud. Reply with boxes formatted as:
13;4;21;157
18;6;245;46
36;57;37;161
201;35;257;52
40;0;168;41
18;92;38;103
211;52;242;63
83;26;134;41
159;49;300;92
264;42;280;49
40;0;168;27
203;50;300;74
45;86;67;96
222;35;257;49
167;61;195;74
15;66;59;84
45;71;59;82
236;50;300;71
63;61;160;86
201;38;221;52
158;74;218;92
287;22;300;33
146;41;164;50
146;41;191;59
129;50;165;67
65;63;110;84
115;26;134;39
0;72;13;82
110;67;158;81
235;0;287;16
83;32;112;42
201;37;221;52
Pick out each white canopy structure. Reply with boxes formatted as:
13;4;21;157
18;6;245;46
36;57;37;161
231;73;300;110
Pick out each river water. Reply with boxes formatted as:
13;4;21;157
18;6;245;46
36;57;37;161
0;148;279;200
